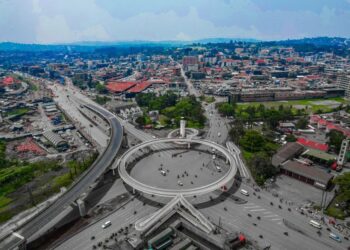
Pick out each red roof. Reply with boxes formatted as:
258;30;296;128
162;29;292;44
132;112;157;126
106;81;136;93
1;76;16;86
127;82;152;93
256;59;266;64
16;139;45;155
297;137;329;151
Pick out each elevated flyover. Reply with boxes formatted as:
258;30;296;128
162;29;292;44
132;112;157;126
11;103;123;241
117;138;238;197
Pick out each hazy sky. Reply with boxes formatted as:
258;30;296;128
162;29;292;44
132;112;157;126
1;0;350;43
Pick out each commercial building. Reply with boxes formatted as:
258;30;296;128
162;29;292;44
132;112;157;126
43;131;68;151
280;160;333;189
337;73;350;98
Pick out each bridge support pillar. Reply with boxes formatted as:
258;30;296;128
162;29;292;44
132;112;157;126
77;199;86;217
187;143;191;149
122;130;129;148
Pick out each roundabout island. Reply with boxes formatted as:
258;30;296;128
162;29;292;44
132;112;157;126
117;138;238;197
114;137;239;232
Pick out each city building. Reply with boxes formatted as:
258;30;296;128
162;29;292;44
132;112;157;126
337;73;350;98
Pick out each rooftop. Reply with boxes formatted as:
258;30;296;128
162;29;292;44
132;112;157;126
302;148;336;162
272;142;304;167
127;82;152;93
297;137;329;152
281;160;333;185
106;81;136;93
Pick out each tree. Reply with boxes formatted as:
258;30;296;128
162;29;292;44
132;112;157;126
95;83;107;94
295;117;308;129
333;172;350;203
248;152;277;186
229;119;245;144
239;130;265;152
327;130;345;153
285;134;297;142
217;103;235;117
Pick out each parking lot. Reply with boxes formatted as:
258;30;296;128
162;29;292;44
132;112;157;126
268;175;335;207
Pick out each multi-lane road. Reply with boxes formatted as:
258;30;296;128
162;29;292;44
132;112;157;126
11;79;124;242
9;73;348;250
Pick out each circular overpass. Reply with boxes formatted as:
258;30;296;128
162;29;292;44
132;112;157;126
117;138;238;197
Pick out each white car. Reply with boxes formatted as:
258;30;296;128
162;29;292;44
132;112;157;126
216;166;222;172
178;181;183;186
102;221;111;229
152;135;157;139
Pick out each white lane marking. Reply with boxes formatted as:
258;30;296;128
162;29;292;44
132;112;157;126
263;211;272;214
244;206;261;209
263;214;279;218
271;218;282;221
249;209;266;212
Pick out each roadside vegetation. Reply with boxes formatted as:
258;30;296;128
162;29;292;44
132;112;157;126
0;140;98;223
135;92;206;128
325;172;350;219
229;124;279;185
199;95;215;104
94;95;111;105
5;107;30;117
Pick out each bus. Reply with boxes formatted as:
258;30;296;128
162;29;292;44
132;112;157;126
309;220;322;229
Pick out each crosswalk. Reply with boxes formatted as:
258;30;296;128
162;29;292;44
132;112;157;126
243;202;283;224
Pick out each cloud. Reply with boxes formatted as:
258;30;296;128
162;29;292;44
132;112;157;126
0;0;350;43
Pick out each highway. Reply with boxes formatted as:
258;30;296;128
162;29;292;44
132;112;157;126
14;84;124;241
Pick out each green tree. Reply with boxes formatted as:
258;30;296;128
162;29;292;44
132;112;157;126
217;103;235;117
295;117;308;129
327;130;345;153
229;119;245;144
285;134;297;142
239;130;265;152
248;152;277;185
95;83;107;94
333;172;350;203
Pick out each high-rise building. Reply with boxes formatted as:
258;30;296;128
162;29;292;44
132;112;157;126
337;73;350;98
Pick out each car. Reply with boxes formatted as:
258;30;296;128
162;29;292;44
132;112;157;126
240;189;249;196
89;124;93;127
152;135;156;139
178;181;183;186
102;221;112;229
160;170;166;176
215;165;222;172
329;233;342;242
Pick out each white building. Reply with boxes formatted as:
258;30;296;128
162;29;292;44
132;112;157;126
337;73;350;98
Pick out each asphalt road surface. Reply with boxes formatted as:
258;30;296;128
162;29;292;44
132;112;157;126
16;93;123;241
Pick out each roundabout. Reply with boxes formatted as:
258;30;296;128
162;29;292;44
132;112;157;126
116;138;238;197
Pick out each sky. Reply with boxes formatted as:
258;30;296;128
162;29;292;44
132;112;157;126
1;0;350;44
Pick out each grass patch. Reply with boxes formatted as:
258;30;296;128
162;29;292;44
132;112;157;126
0;210;15;223
236;97;349;114
0;197;12;208
52;172;73;191
5;107;30;117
